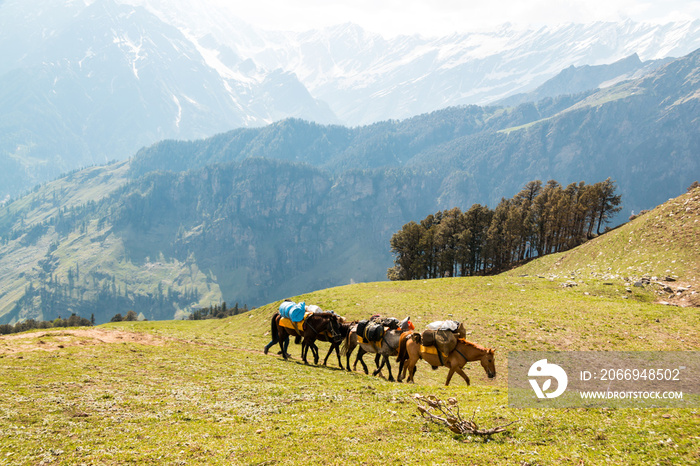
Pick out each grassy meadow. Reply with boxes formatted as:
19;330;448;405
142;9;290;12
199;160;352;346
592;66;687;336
1;190;699;465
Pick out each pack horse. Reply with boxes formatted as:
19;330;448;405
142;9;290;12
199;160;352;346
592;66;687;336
269;301;344;366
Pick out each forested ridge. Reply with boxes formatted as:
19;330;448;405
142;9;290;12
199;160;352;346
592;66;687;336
388;178;622;280
0;50;697;324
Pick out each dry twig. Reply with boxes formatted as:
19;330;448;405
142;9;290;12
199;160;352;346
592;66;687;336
412;394;517;437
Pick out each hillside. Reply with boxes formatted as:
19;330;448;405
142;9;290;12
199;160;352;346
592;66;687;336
0;231;698;464
0;49;698;325
513;186;700;307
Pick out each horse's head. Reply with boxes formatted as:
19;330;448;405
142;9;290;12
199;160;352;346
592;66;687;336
480;348;497;379
398;316;414;332
328;313;342;338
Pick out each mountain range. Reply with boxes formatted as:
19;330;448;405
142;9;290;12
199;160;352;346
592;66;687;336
1;47;698;324
1;0;699;197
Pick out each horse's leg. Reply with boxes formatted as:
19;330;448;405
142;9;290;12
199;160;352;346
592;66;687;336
265;316;279;355
372;352;383;377
406;350;421;383
334;343;344;370
301;340;308;364
323;342;343;370
384;356;395;382
354;347;369;374
445;366;457;386
397;356;414;382
345;340;355;372
322;343;334;366
373;354;385;376
264;337;276;355
310;341;319;365
278;329;290;359
453;365;471;386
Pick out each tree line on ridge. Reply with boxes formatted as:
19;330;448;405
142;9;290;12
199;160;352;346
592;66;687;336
388;178;622;280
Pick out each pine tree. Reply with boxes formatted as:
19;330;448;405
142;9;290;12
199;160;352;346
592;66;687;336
595;178;622;234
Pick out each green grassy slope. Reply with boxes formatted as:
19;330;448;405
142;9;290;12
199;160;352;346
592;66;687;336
513;186;700;300
0;191;698;464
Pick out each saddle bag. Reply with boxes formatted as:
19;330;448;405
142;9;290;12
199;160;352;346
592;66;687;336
356;320;369;339
421;328;458;356
279;301;306;322
380;317;399;330
421;329;437;347
434;329;458;356
364;322;385;342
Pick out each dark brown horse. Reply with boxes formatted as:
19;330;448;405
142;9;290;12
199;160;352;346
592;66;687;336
274;312;341;365
298;318;354;369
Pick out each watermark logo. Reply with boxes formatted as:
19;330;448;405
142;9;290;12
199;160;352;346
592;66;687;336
510;351;699;408
528;358;568;398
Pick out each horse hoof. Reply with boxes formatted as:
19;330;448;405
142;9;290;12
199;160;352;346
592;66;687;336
263;347;269;355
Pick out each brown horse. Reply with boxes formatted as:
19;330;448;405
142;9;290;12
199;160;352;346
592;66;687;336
396;333;496;386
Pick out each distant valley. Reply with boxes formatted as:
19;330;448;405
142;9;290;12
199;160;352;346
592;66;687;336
0;48;698;324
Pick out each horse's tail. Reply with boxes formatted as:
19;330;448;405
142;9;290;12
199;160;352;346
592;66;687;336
269;312;279;344
397;331;418;363
340;328;352;356
396;331;408;363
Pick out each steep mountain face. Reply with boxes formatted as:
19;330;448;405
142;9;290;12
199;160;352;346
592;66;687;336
495;53;673;107
230;20;700;125
1;0;698;198
129;50;700;215
405;49;700;214
0;0;336;197
1;49;697;324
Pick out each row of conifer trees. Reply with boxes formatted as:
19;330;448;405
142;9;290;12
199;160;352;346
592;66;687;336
0;313;93;335
388;178;621;280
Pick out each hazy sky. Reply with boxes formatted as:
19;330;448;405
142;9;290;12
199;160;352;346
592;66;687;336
220;0;700;37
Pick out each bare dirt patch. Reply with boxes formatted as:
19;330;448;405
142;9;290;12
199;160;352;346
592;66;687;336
0;328;167;355
653;279;700;308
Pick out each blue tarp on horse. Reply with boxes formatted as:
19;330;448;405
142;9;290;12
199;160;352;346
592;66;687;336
279;301;306;322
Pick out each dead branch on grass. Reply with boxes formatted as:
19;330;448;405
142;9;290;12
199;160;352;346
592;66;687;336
411;394;517;438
